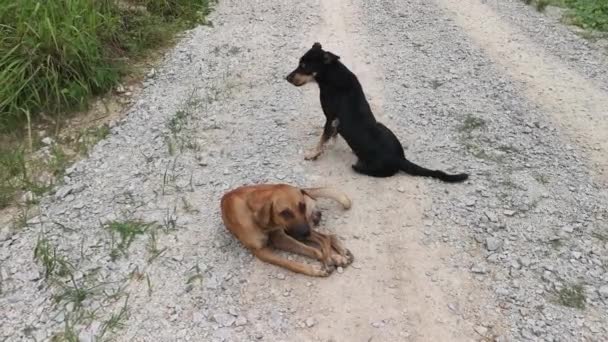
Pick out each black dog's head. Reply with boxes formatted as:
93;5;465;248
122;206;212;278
285;42;340;87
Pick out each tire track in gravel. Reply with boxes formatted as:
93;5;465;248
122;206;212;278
437;0;608;183
241;0;489;341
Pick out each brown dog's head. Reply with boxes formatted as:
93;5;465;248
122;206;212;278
251;185;316;240
285;42;340;87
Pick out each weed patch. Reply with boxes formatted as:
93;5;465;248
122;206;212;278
458;115;486;134
106;220;152;259
556;284;586;309
0;0;215;133
523;0;608;31
34;237;72;279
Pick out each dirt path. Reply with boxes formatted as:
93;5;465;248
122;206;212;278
1;0;608;341
242;0;483;341
438;0;608;183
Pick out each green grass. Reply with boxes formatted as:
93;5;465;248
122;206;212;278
34;236;72;279
106;220;152;259
0;0;214;133
458;115;486;134
524;0;608;31
557;284;586;309
564;0;608;31
0;147;27;208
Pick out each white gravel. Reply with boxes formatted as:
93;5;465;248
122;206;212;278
1;0;607;341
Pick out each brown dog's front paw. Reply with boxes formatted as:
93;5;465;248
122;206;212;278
313;263;335;277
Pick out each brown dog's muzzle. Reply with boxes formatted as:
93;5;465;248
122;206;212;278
286;222;311;240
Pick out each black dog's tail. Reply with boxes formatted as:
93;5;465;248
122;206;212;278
399;158;468;183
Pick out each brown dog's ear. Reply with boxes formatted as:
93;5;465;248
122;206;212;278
323;51;340;64
253;200;273;227
300;189;314;200
312;42;322;50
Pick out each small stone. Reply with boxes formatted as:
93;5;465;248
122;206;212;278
371;321;383;328
337;267;344;274
147;68;156;78
305;317;316;328
235;316;248;326
503;210;516;216
55;186;73;199
213;313;235;327
276;273;286;280
474;325;488;336
471;264;487;274
598;285;608;299
562;226;574;233
397;186;405;193
571;251;582;259
495;287;510;296
42;137;54;145
465;198;476;207
485;211;498;223
21;191;35;203
486;237;502;251
519;257;531;267
116;84;125;93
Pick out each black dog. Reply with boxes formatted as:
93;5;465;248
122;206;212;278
286;43;468;183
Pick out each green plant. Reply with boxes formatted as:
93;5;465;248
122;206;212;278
146;227;167;263
522;0;608;31
106;220;151;259
565;0;608;31
557;284;586;309
50;314;80;342
34;236;72;279
458;115;486;134
536;0;551;11
0;0;120;132
52;275;99;310
0;0;215;133
97;296;129;340
0;147;26;208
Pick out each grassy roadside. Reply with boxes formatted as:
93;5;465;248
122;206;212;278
0;0;215;214
524;0;608;32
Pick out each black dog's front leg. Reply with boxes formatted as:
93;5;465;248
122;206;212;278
305;118;339;160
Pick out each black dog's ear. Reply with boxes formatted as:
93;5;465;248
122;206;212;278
312;42;322;50
323;51;340;64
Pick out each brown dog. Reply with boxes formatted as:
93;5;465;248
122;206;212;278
220;184;353;277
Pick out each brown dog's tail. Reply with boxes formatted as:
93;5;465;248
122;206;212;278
302;187;352;209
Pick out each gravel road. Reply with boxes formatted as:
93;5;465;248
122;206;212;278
1;0;608;341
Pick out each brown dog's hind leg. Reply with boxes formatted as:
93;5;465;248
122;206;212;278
303;187;352;209
252;247;334;277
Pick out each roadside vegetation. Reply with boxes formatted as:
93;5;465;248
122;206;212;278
0;0;215;213
524;0;608;31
